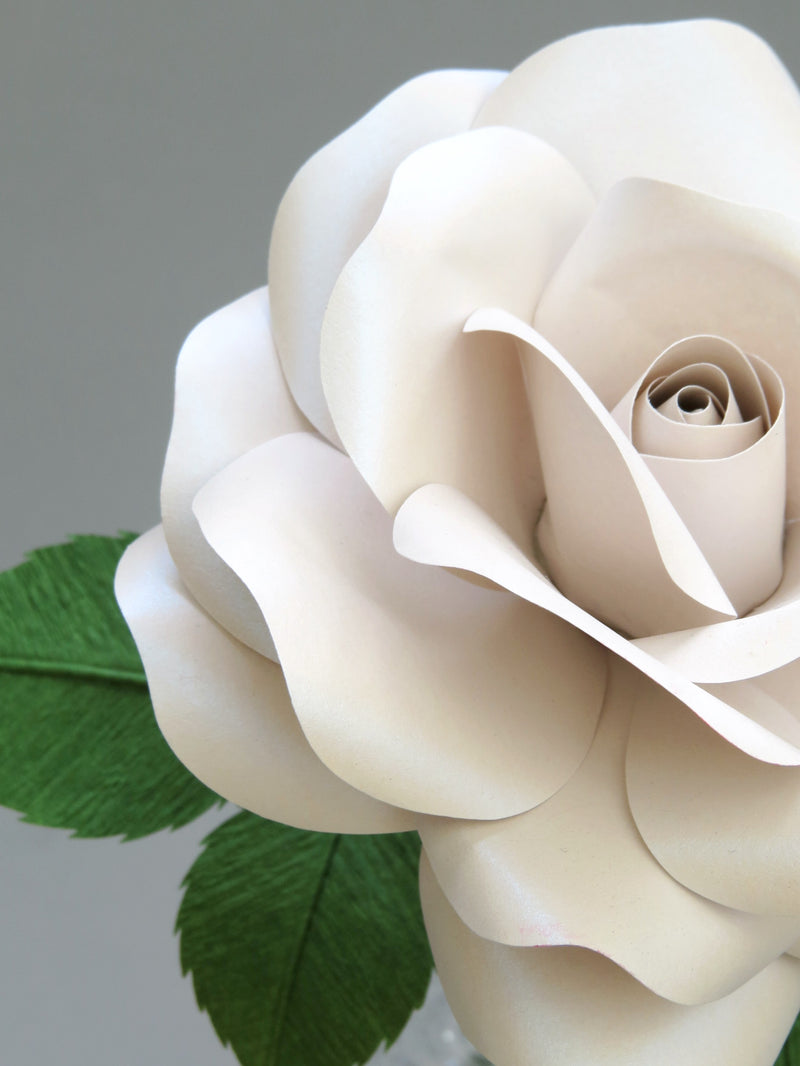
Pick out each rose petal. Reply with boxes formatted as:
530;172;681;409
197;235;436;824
530;175;800;667
160;288;309;660
268;69;505;444
635;523;800;683
422;853;800;1066
704;658;800;751
474;19;800;215
394;482;800;764
641;448;784;617
629;349;785;616
613;336;771;457
627;682;800;915
114;527;411;833
533;177;800;518
320;127;593;547
192;432;606;820
420;659;800;1005
465;307;736;634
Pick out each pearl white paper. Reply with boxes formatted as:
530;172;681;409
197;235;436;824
116;17;800;1066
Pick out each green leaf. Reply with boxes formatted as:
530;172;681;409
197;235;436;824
0;533;221;837
777;1014;800;1065
177;812;433;1066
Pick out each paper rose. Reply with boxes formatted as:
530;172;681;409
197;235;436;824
116;18;800;1066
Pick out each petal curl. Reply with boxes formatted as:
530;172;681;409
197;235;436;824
704;659;800;754
268;69;505;443
193;433;606;820
160;288;309;659
635;523;800;683
474;19;800;215
466;307;735;633
420;660;800;1005
627;682;800;915
610;338;786;616
394;483;800;764
502;176;800;681
631;357;784;616
115;527;412;834
422;853;800;1066
533;178;800;518
321;127;593;546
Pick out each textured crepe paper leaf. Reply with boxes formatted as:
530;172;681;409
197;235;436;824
778;1015;800;1065
177;812;433;1066
0;534;220;837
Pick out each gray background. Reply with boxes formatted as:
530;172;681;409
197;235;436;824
2;1;800;1063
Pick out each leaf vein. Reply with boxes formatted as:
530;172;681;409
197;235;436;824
0;657;147;685
271;834;341;1066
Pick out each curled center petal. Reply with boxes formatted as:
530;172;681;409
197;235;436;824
612;335;785;617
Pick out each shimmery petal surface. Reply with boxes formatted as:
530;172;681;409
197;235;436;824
466;308;736;635
269;69;505;443
160;288;309;659
394;483;800;763
420;661;800;1005
115;527;413;833
475;20;800;215
422;854;800;1066
627;681;800;915
193;433;606;820
534;179;800;517
321;127;592;546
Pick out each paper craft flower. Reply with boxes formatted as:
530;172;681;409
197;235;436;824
116;19;800;1066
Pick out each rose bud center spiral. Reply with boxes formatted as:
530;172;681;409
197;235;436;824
535;334;786;637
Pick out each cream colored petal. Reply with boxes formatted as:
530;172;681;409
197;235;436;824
114;527;412;834
634;352;785;617
420;659;800;1005
320;127;593;546
642;447;784;618
704;658;800;751
394;482;800;764
268;68;505;444
422;854;800;1066
465;307;735;634
610;333;785;619
160;288;310;660
628;681;800;916
613;335;772;457
192;432;605;820
474;19;800;216
635;523;800;683
534;177;800;518
637;407;764;457
637;400;763;455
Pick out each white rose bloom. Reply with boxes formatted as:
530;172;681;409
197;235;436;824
117;20;800;1066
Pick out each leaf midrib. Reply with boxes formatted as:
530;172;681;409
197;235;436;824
0;656;146;685
270;835;342;1066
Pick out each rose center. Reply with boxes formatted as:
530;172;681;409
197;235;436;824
619;334;785;619
675;387;718;417
534;334;786;638
627;336;774;463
